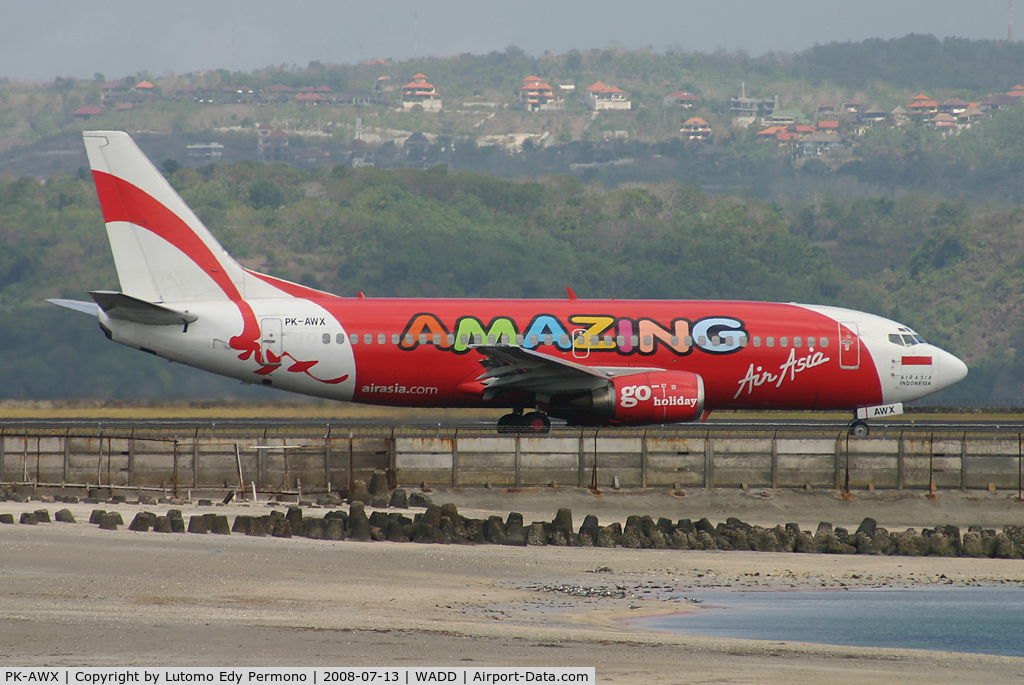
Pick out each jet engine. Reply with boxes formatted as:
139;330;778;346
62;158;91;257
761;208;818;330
570;370;705;425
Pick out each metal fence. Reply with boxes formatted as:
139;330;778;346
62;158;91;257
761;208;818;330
2;423;1023;496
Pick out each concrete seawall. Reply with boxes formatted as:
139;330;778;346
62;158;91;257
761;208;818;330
3;424;1023;496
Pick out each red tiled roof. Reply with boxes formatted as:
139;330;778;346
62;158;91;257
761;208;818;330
134;81;154;89
817;120;839;129
682;117;709;126
73;106;102;115
587;81;609;92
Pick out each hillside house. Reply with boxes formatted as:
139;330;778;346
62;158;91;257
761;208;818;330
402;73;442;111
859;106;887;124
907;94;938;117
765;109;805;126
799;133;843;155
663;90;701;109
519;76;560;111
939;97;969;115
729;94;777;117
187;142;224;159
927;113;957;130
957;106;984;125
586;81;631;111
258;127;290;161
73;106;102;121
679;117;712;141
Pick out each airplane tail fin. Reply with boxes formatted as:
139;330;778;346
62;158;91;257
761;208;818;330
83;131;248;304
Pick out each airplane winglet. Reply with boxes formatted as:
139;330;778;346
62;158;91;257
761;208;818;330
567;287;578;301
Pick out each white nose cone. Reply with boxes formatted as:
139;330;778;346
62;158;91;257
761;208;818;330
934;348;968;391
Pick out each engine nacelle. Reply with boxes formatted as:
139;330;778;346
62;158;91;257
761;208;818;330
588;371;705;425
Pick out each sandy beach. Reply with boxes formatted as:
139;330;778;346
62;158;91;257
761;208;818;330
2;488;1024;683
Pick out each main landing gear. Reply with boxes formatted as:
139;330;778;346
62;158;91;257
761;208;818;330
497;409;551;434
849;420;870;438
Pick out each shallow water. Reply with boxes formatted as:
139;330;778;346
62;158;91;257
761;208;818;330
630;587;1024;656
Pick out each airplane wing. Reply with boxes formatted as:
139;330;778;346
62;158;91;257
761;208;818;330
472;344;658;401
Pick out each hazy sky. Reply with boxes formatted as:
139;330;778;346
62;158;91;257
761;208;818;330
0;1;1015;81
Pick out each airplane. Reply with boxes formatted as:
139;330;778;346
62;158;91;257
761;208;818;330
48;131;968;436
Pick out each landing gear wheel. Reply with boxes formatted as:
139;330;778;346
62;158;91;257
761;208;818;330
497;413;520;434
849;420;870;438
522;411;551;434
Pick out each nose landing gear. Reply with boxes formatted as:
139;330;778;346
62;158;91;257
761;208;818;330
497;409;551;434
849;420;870;438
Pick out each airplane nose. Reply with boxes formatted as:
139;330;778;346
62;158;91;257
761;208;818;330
935;348;968;390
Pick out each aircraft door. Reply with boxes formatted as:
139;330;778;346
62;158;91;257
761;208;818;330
838;321;860;370
572;328;590;359
261;318;283;365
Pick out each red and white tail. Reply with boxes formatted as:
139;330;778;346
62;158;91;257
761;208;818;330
83;131;248;304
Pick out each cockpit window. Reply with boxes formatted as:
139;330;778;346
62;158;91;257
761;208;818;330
889;334;904;346
902;334;918;346
913;335;927;344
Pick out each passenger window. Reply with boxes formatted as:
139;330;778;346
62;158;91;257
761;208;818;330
500;334;509;344
516;334;523;345
808;336;816;348
697;336;706;347
603;335;613;346
543;334;552;345
460;334;469;345
590;335;599;346
684;335;693;346
630;335;639;346
616;335;625;346
433;334;441;345
378;334;385;345
740;336;749;347
487;335;496;344
405;334;414;345
780;337;788;347
559;335;570;347
753;336;761;347
766;336;775;347
447;334;455;345
365;334;372;345
670;336;679;346
336;333;345;344
644;335;653;347
350;334;358;345
322;333;330;344
712;335;721;346
529;335;539;346
473;334;482;345
391;334;399;345
820;337;829;347
794;337;802;348
723;336;732;347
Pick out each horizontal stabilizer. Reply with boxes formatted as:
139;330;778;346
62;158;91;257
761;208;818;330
46;299;101;316
88;291;198;326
